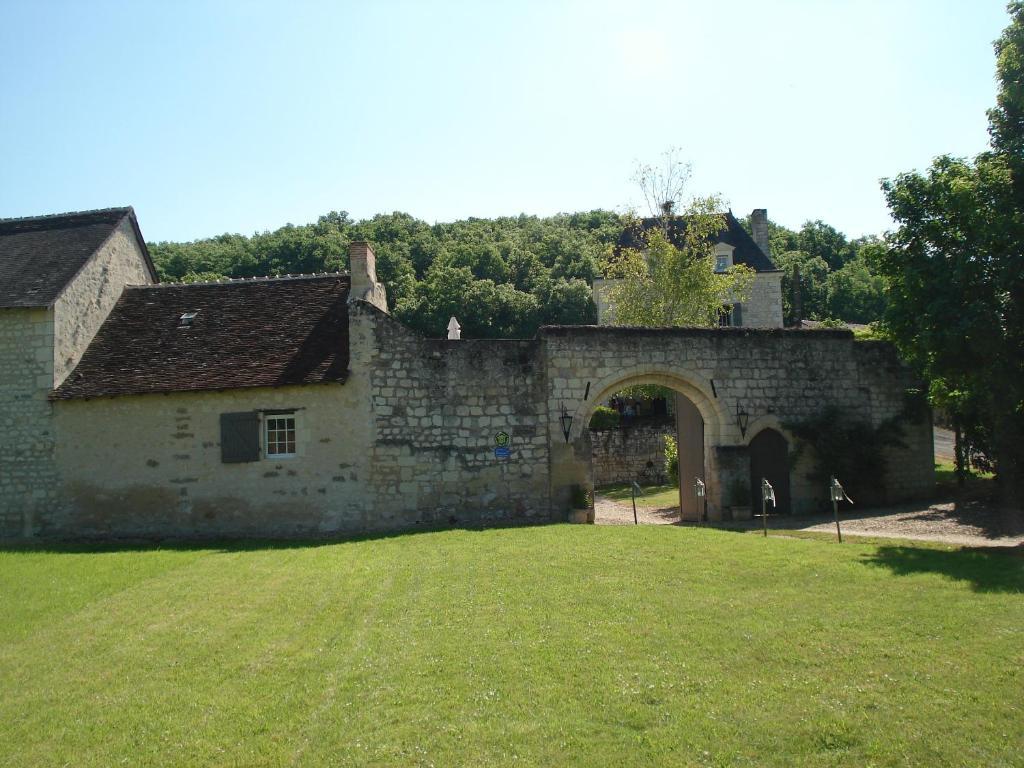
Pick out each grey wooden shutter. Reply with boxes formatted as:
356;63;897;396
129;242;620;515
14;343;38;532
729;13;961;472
732;302;743;327
220;412;260;463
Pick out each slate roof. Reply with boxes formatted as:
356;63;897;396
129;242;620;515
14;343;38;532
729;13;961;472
53;275;351;399
616;212;779;272
0;207;156;308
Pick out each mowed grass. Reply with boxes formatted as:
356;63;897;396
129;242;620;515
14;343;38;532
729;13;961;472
600;482;682;508
1;527;1022;767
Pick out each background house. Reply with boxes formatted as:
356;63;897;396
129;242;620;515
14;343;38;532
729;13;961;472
592;208;784;328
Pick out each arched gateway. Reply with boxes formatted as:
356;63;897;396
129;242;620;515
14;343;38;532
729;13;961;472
569;371;718;521
541;324;933;521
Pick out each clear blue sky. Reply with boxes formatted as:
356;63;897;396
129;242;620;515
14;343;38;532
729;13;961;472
0;0;1011;242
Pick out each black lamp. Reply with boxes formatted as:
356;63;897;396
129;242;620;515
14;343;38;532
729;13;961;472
559;403;573;443
736;404;749;438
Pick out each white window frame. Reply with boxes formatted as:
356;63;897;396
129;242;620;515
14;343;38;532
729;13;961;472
713;243;735;273
263;413;297;459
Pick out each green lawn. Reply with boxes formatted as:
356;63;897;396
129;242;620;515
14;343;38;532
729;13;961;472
935;460;996;498
600;482;681;508
1;528;1022;767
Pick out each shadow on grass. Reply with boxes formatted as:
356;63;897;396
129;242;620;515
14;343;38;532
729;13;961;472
0;518;557;556
861;544;1024;594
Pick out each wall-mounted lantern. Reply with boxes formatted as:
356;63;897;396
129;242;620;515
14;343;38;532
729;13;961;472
559;403;573;443
735;403;749;438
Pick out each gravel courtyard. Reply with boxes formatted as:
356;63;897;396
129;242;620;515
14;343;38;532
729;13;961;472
595;493;1024;547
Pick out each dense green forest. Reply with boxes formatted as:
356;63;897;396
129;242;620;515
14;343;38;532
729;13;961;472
148;210;887;338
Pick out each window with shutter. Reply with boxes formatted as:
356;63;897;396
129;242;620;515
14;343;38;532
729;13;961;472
220;412;260;463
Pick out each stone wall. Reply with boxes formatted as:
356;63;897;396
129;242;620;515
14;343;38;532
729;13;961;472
43;302;555;537
52;218;153;387
354;302;553;529
543;326;933;519
0;309;59;536
9;299;933;538
590;422;674;486
738;272;784;328
52;382;376;537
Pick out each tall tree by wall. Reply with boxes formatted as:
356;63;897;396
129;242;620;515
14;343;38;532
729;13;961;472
877;2;1024;518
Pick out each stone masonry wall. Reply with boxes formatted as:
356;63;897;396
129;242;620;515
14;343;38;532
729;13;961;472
739;272;784;328
53;382;376;538
0;309;60;536
20;300;931;538
53;218;153;387
543;327;933;518
354;302;553;528
591;422;674;486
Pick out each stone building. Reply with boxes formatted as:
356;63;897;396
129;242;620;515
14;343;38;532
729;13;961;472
592;209;784;328
0;207;933;539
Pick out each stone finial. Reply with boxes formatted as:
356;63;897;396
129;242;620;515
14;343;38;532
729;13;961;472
447;316;461;340
348;241;388;312
750;209;770;258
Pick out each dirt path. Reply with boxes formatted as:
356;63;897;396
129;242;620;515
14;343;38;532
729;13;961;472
594;496;679;526
595;493;1024;548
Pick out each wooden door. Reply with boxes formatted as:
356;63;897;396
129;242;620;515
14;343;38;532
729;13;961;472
749;428;791;515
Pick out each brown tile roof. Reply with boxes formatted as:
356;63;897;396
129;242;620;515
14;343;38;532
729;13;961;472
0;207;156;308
53;275;351;400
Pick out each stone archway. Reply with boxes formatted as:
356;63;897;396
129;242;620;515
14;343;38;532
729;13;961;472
539;325;933;524
551;368;727;521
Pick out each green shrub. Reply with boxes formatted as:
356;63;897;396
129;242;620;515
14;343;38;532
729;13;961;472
664;435;679;486
589;406;621;431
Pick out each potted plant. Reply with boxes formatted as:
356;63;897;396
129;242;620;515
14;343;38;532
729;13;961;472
569;484;594;524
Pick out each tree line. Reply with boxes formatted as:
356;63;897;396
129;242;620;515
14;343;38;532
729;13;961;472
148;209;886;337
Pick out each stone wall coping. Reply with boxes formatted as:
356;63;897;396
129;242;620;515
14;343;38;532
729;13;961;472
539;325;854;339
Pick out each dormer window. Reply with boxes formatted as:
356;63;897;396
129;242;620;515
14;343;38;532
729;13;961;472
178;311;198;328
713;243;735;273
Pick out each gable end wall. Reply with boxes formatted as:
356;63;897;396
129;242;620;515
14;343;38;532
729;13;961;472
53;217;153;387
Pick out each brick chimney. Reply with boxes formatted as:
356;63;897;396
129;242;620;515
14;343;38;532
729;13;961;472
750;209;770;258
348;241;388;312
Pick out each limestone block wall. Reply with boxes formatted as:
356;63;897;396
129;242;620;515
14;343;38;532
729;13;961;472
543;327;933;518
0;309;60;536
52;218;153;386
738;272;784;328
52;382;376;538
353;302;553;528
590;422;674;486
853;341;935;501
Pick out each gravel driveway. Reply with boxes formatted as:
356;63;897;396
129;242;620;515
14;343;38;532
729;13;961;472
594;426;1022;548
594;493;1024;548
